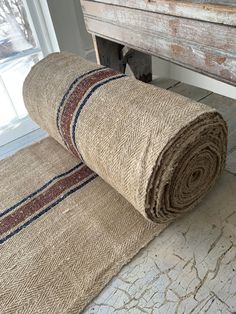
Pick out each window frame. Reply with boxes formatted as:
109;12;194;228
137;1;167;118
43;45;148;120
0;0;59;147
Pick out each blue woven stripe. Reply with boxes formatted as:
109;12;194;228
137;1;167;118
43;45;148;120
0;162;83;219
72;74;126;150
56;67;105;133
0;174;98;245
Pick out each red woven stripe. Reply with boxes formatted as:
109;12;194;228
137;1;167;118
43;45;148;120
59;68;119;156
0;165;93;235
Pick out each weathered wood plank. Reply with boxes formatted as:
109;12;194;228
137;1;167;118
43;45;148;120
201;93;236;152
81;1;236;86
93;35;125;73
172;84;236;153
83;2;236;52
201;93;236;122
122;47;152;82
169;83;212;101
153;80;211;100
83;0;236;26
93;35;152;82
151;78;179;89
153;80;236;155
226;148;236;174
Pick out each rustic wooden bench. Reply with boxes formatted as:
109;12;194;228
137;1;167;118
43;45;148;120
80;0;236;86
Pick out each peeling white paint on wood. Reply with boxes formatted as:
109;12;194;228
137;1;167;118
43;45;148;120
81;0;236;85
84;172;236;313
82;0;236;26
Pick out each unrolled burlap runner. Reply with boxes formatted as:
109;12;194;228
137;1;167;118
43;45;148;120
0;52;227;313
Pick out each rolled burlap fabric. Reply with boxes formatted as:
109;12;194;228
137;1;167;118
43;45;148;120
23;52;227;223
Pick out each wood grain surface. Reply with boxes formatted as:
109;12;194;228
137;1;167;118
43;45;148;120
81;0;236;85
82;0;236;25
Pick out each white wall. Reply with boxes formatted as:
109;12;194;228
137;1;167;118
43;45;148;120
152;57;170;80
152;57;236;99
169;63;236;99
47;0;94;59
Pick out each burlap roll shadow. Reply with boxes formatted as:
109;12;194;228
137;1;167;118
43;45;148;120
23;52;227;223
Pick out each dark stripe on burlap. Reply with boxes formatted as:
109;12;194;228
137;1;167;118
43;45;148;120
0;174;97;245
0;164;97;244
72;74;126;152
57;68;124;157
56;67;105;133
0;163;82;219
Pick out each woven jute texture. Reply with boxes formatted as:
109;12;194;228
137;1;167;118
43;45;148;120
0;52;227;313
23;52;227;222
0;138;161;313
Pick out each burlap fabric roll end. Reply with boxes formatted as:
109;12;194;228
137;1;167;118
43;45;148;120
23;52;227;223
